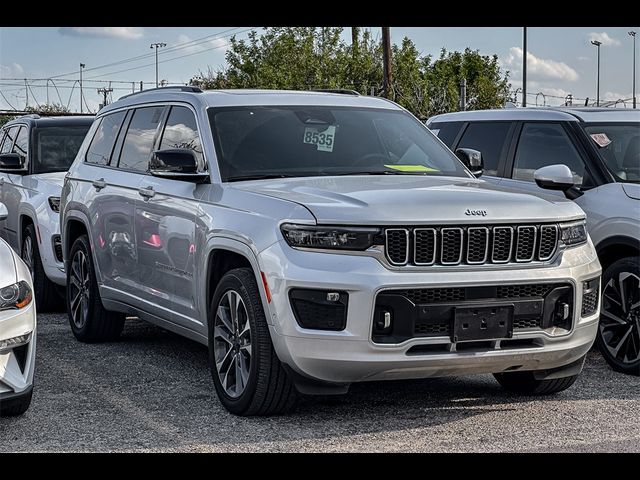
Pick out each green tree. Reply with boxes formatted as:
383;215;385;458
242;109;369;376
25;103;70;115
190;28;510;118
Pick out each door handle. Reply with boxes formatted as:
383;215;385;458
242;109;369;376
92;178;106;191
138;186;156;200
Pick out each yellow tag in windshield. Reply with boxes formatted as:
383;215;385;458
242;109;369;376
384;164;439;173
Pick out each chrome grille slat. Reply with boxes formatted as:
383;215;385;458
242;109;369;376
384;224;559;267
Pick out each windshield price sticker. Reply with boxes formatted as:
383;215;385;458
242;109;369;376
303;126;336;152
590;133;612;148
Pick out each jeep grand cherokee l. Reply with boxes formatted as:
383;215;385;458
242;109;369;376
61;87;601;415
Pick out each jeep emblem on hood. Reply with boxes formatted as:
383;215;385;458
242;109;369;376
465;208;487;216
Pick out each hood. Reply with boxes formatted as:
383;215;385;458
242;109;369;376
29;171;66;190
0;240;17;287
231;175;585;225
622;183;640;201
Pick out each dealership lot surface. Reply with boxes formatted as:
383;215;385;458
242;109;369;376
2;312;639;453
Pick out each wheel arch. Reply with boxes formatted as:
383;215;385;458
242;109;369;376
596;235;640;270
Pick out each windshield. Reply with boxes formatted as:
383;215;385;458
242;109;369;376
33;125;91;173
583;122;640;183
208;106;470;181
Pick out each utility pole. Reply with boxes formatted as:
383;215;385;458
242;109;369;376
150;42;167;88
351;27;359;56
97;87;113;109
630;31;637;109
140;81;143;92
24;79;28;109
522;27;527;107
381;27;392;99
591;40;602;106
79;63;85;113
459;78;467;111
132;82;135;93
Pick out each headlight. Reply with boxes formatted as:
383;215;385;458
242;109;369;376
48;196;61;213
559;221;587;246
0;281;33;311
281;223;382;250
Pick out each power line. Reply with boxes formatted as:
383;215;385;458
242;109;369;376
0;89;17;110
85;28;255;80
47;27;247;80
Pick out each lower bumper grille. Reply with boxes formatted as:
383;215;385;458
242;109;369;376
373;282;574;344
52;235;63;263
581;279;599;317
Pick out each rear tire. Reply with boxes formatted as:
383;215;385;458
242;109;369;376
596;257;640;376
0;389;33;417
494;371;579;395
22;224;63;312
67;235;125;342
209;268;297;416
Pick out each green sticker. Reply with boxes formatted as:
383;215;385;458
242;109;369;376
384;164;439;172
303;125;336;152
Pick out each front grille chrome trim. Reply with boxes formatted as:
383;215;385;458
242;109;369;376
491;226;514;264
466;226;489;264
413;228;437;266
440;227;464;265
515;225;537;262
385;228;409;265
538;225;558;261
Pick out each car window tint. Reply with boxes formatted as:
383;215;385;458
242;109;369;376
12;126;28;157
119;106;164;172
86;111;126;165
159;106;205;171
431;122;463;148
457;122;510;176
0;126;18;154
513;123;586;185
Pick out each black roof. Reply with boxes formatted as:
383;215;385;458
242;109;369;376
4;115;95;128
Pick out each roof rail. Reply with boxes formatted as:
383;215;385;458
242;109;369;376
119;85;203;101
310;89;360;96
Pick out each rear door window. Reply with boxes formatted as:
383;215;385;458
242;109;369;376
456;122;512;177
86;111;126;166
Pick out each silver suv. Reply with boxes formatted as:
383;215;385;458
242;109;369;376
0;115;93;311
428;107;639;375
61;87;602;415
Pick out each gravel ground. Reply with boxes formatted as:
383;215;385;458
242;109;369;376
2;312;639;452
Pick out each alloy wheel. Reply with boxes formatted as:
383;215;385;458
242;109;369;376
213;289;252;398
69;250;90;329
600;272;640;365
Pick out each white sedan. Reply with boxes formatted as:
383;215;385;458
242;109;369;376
0;202;36;417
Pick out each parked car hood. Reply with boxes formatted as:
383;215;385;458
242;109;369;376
231;175;585;225
0;239;17;287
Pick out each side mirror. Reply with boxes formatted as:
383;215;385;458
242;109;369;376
534;164;582;200
0;203;7;221
455;148;483;177
149;149;209;183
0;153;26;173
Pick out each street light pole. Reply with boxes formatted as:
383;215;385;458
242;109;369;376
522;27;527;107
150;42;167;88
591;40;601;107
630;31;637;109
79;63;85;113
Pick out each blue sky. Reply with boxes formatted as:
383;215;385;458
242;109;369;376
0;26;637;112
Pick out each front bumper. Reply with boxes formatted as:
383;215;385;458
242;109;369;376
38;222;65;286
259;239;601;384
0;301;36;396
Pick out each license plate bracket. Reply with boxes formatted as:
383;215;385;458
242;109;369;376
453;304;514;342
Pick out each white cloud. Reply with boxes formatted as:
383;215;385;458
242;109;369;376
58;27;144;40
0;62;24;77
176;34;229;54
588;32;621;47
504;47;579;82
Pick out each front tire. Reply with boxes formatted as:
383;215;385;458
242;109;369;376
597;257;640;376
67;235;125;343
494;371;579;395
0;389;33;417
209;268;296;416
22;224;63;312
